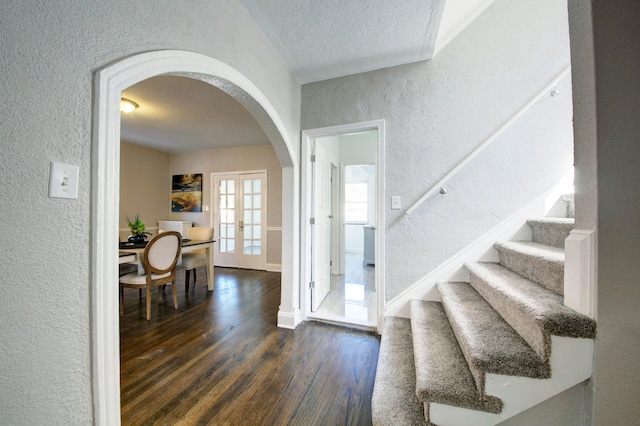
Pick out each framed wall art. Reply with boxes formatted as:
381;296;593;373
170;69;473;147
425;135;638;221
171;173;203;212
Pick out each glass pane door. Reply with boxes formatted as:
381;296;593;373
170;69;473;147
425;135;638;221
238;174;266;270
242;178;262;255
218;178;236;254
213;172;267;270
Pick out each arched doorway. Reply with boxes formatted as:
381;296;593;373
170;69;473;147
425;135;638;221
91;50;298;425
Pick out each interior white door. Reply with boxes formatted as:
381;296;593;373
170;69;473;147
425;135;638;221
311;142;332;311
214;172;267;270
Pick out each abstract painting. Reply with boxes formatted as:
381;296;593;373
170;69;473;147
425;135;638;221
171;173;203;212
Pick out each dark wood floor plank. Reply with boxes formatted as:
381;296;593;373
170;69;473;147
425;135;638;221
120;266;379;425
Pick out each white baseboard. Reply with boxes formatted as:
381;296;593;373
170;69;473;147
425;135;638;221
384;183;568;318
267;263;282;272
277;308;302;329
564;229;597;319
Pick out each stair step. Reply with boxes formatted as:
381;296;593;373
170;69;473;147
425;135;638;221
527;217;574;248
465;262;597;361
409;300;502;415
493;241;565;295
372;317;428;426
437;282;550;396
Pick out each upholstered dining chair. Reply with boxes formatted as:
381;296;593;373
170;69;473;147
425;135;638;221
119;231;182;320
180;226;214;293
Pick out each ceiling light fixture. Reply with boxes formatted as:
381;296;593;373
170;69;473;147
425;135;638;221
120;98;139;113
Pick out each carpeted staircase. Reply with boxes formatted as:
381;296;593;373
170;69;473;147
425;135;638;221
372;200;596;425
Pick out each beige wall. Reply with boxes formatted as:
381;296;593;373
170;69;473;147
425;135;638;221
169;144;283;266
119;143;283;266
119;141;170;241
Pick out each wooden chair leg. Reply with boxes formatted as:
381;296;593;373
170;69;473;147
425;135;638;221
120;286;124;316
146;287;152;320
172;282;178;310
185;270;191;293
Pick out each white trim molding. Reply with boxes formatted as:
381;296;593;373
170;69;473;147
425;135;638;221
277;308;302;329
564;229;597;319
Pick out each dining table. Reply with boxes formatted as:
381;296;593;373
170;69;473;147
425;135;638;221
119;238;216;291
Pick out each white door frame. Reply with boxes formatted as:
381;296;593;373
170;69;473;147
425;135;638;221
92;50;297;426
300;120;385;332
330;163;341;275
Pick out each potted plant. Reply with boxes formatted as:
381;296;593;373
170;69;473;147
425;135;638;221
126;213;151;243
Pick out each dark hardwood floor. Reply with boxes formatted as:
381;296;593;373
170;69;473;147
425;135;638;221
120;266;380;425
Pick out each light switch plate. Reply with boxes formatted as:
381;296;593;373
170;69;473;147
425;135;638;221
49;162;79;199
391;195;401;210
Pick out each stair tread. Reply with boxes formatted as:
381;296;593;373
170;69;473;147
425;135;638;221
372;317;428;426
527;217;574;226
410;300;502;414
465;262;596;359
494;241;565;294
437;282;550;384
494;241;564;263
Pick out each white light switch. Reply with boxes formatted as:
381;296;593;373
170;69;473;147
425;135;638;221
49;162;79;199
391;196;401;210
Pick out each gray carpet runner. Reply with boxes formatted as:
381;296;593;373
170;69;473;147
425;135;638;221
372;317;428;426
372;207;596;425
493;241;564;295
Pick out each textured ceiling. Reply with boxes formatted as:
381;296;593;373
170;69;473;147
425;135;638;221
121;1;496;153
238;0;446;84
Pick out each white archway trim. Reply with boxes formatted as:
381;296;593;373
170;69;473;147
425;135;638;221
91;50;297;425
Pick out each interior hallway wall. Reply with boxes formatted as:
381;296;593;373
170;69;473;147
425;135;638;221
302;0;574;301
0;1;299;423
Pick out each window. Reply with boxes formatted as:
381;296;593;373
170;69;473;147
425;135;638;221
345;182;368;223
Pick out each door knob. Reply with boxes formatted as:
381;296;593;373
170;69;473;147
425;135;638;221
239;220;244;230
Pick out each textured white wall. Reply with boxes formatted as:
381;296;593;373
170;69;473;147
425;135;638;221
569;0;640;423
302;0;574;301
0;1;299;424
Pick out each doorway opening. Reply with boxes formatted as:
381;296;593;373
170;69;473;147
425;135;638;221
301;120;385;331
93;50;297;425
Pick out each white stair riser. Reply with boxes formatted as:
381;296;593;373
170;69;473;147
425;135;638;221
429;336;593;425
530;225;572;248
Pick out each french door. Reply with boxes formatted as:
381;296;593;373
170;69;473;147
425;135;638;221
213;171;267;270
